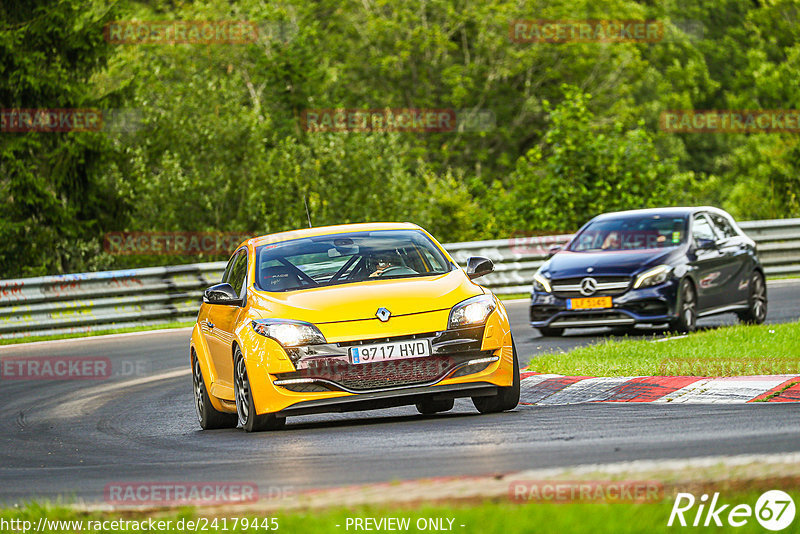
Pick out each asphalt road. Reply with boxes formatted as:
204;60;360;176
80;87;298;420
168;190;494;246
0;280;798;505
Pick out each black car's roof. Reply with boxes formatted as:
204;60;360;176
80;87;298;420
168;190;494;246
590;206;731;221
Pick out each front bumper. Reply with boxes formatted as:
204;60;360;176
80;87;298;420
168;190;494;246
529;280;680;329
244;304;514;415
274;382;498;417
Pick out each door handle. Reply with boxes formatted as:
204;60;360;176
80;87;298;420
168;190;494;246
205;320;215;330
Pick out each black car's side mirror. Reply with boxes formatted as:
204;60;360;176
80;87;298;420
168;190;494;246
465;256;494;280
546;245;563;259
695;238;716;250
203;283;241;305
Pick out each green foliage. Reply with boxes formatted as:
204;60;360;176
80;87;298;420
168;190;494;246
2;0;800;277
497;86;677;232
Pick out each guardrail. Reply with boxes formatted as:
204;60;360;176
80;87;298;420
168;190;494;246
1;218;798;339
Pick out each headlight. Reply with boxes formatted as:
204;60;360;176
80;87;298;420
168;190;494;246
533;272;552;293
251;319;326;347
448;294;496;328
633;265;673;289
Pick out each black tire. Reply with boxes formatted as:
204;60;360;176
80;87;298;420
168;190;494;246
737;270;767;324
472;342;520;414
233;347;286;432
415;398;455;415
537;327;564;337
192;352;238;430
670;278;698;333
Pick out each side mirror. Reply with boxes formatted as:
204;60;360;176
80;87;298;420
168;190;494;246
203;283;241;305
695;238;716;251
546;245;563;259
465;256;494;280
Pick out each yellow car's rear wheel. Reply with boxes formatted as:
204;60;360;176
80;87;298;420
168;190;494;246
233;346;286;432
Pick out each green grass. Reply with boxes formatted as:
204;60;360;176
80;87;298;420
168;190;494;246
496;292;529;301
3;491;795;534
527;321;800;377
0;321;194;346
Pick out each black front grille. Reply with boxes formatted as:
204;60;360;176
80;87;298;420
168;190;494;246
553;276;631;285
624;300;669;317
274;352;491;392
551;275;631;298
530;305;561;322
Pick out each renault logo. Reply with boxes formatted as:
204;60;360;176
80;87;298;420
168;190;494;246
375;307;391;322
579;277;598;296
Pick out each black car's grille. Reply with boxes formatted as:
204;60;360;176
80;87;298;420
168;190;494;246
530;305;561;322
274;352;492;392
624;300;669;317
551;276;631;298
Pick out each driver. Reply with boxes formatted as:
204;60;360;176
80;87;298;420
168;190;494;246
368;252;403;278
601;231;621;250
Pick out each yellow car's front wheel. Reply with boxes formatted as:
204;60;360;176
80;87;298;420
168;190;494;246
472;342;520;414
233;346;286;432
192;352;237;430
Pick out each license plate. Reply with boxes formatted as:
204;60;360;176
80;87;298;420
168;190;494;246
349;340;432;364
567;296;613;310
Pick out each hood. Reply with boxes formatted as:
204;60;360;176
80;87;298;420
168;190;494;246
543;248;679;280
248;270;482;324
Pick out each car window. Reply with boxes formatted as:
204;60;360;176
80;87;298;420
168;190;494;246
709;214;738;239
569;215;687;251
692;215;717;243
255;230;452;292
221;253;237;283
226;249;248;297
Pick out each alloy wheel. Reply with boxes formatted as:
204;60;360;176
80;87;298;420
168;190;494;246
234;354;250;426
192;357;205;423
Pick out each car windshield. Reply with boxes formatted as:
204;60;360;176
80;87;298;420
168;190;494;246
254;229;452;292
569;215;688;252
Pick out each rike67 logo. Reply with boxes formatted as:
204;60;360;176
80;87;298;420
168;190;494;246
668;490;796;531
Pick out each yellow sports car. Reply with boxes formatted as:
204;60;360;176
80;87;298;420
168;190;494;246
190;222;519;431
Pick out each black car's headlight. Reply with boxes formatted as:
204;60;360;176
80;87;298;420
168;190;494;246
633;265;673;289
448;294;496;328
532;271;552;293
251;319;326;347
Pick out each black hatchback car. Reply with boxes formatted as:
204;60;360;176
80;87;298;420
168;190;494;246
530;207;767;336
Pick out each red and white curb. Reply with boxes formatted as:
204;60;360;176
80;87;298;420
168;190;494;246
519;372;800;404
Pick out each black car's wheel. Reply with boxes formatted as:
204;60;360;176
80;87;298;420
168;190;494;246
537;327;564;337
737;270;767;324
670;278;697;333
472;342;520;414
192;352;237;430
233;346;285;432
415;398;455;415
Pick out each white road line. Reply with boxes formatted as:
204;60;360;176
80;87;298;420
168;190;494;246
536;376;637;405
0;327;193;352
49;368;191;418
654;375;798;403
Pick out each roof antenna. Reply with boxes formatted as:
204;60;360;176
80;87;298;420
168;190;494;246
304;196;313;228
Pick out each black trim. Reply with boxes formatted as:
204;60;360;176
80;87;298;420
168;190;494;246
274;382;498;417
